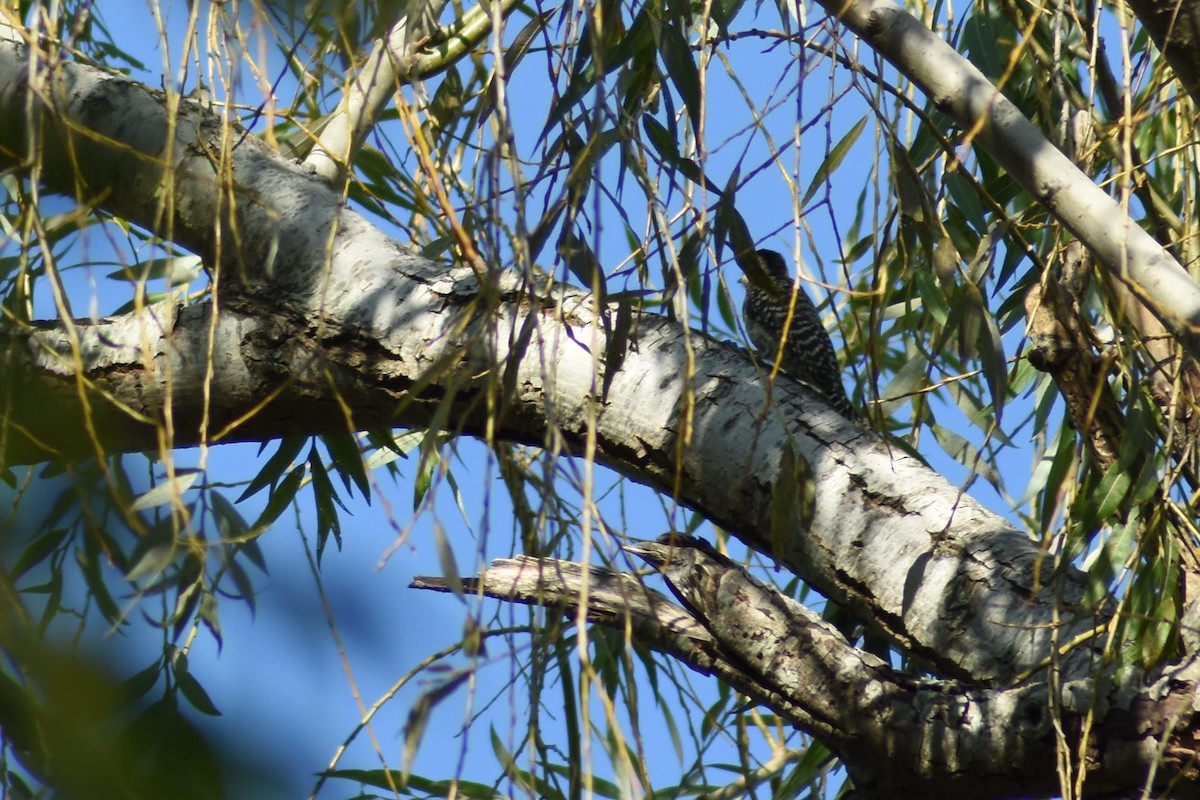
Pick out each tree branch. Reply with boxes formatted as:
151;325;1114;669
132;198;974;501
0;36;1110;683
819;0;1200;362
418;544;1200;798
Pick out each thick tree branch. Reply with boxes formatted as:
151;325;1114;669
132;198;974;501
0;37;1110;684
819;0;1200;361
410;557;826;736
418;545;1200;799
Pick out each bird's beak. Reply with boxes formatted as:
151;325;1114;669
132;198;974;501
737;274;748;286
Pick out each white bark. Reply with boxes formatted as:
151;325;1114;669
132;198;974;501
821;0;1200;360
0;37;1104;683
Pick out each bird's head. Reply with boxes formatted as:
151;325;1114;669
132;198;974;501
738;249;791;297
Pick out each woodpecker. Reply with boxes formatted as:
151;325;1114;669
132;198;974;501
740;249;855;419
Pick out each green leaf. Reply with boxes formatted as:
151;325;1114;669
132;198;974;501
76;541;121;625
125;518;178;584
427;65;463;129
322;431;371;502
210;490;248;541
913;267;951;326
657;23;701;136
1093;461;1132;521
403;672;471;777
12;527;69;580
641;116;715;190
108;256;203;285
802;116;867;208
122;662;162;702
944;171;987;234
238;436;306;503
607;6;655;68
323;770;503;798
174;667;221;717
35;569;63;634
212;489;268;579
414;437;439;511
198;593;222;649
489;726;564;799
679;230;704;314
879;351;930;412
309;446;344;562
1084;516;1136;606
252;465;304;531
131;471;200;511
1124;542;1179;667
713;173;755;265
975;292;1008;421
558;227;605;297
709;0;746;35
929;423;1002;491
1036;421;1077;534
547;763;622;799
432;521;463;598
769;442;813;556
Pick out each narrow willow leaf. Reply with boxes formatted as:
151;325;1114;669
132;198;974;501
322;431;371;501
122;661;162;701
174;668;221;716
1093;461;1133;521
77;543;121;624
929;424;1002;491
879;352;930;411
12;527;69;580
132;471;200;511
309;445;344;561
210;490;249;541
710;0;746;35
976;298;1007;420
401;673;470;777
547;763;622;798
125;535;177;583
252;465;304;530
770;442;813;554
714;174;755;264
558;227;605;297
238;436;306;502
802;116;867;208
657;23;701;136
433;521;463;598
427;65;463;129
642;116;713;189
108;255;203;284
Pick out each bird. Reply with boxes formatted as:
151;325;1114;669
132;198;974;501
740;249;856;420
